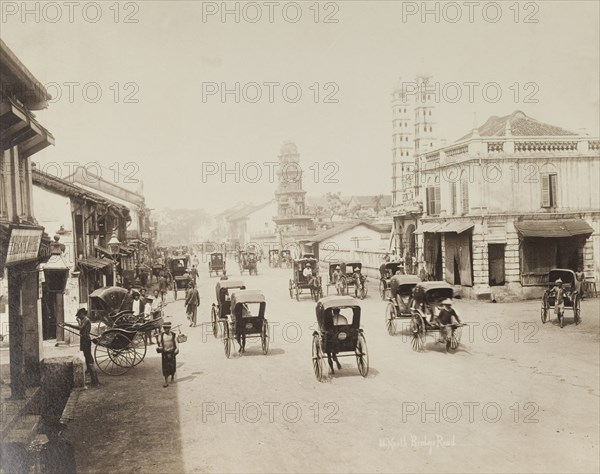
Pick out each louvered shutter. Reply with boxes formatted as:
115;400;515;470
541;174;550;207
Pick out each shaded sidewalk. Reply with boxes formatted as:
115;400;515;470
63;354;187;473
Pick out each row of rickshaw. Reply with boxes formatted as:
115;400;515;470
210;279;368;382
207;251;260;277
78;263;582;381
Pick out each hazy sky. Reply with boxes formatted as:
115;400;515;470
2;0;599;214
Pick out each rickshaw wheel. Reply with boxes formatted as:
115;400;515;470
573;294;581;325
385;303;397;336
379;280;386;300
288;280;293;299
211;306;219;338
410;315;425;352
355;333;369;377
131;332;147;366
223;323;232;358
94;333;131;375
449;325;462;351
261;320;270;355
540;293;548;324
312;333;325;382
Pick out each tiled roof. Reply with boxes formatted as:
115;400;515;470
311;221;391;243
32;168;131;219
457;110;577;142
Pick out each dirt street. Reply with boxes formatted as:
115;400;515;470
66;265;600;473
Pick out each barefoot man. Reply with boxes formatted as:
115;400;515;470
157;322;178;387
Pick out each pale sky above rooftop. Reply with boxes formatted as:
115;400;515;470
2;0;598;214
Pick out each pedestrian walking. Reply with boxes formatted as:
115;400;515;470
220;270;228;281
64;308;99;387
158;272;168;302
190;265;199;286
157;322;178;388
185;282;200;327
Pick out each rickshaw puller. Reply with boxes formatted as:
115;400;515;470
435;299;462;344
64;308;99;387
552;279;565;318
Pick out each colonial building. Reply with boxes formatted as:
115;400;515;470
0;40;55;399
391;74;439;207
64;165;152;287
390;75;440;262
415;111;599;299
32;166;130;340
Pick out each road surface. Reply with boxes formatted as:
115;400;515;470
66;264;600;473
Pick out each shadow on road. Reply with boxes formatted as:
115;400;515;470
64;357;186;473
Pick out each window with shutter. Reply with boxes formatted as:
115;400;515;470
461;179;469;214
541;174;551;207
549;174;558;207
434;186;441;215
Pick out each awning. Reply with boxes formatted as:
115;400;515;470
438;221;475;234
413;222;443;234
95;245;113;257
77;257;113;270
514;219;594;238
119;244;135;255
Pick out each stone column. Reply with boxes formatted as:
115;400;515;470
7;266;26;399
23;264;42;387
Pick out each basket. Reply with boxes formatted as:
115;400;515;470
177;333;188;343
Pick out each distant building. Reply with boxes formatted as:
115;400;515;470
391;75;438;207
226;200;277;249
309;221;392;260
272;141;314;251
413;110;599;299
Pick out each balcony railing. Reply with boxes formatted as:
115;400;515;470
514;141;578;153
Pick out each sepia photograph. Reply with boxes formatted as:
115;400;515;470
0;1;599;472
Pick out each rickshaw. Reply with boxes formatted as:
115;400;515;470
385;275;421;335
73;287;167;375
344;262;368;299
88;286;133;328
168;256;190;300
209;252;226;277
410;282;465;353
312;296;369;382
325;261;346;295
239;251;258;275
541;268;582;327
280;249;292;268
379;262;405;300
268;249;280;268
222;289;269;358
289;258;322;301
211;280;246;338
